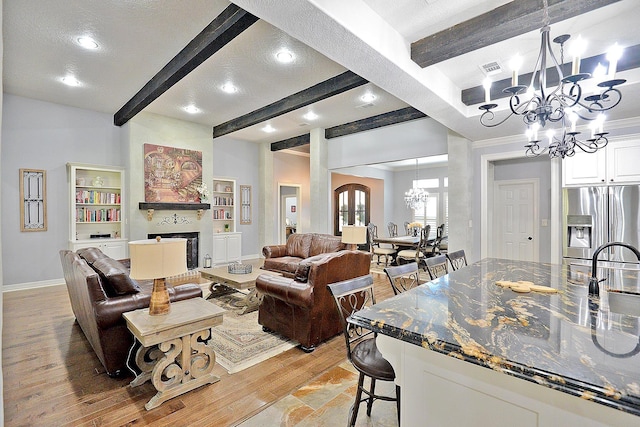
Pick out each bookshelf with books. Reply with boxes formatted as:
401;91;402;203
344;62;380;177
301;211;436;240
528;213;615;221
68;163;127;259
211;177;241;265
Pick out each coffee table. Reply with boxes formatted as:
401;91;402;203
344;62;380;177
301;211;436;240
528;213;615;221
123;298;225;410
199;259;281;314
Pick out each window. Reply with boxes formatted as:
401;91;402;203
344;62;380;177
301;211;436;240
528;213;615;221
411;177;448;238
334;183;370;235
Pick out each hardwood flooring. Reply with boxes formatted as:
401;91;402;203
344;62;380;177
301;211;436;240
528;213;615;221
2;271;394;426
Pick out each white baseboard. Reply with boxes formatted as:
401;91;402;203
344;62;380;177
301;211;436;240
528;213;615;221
3;279;65;293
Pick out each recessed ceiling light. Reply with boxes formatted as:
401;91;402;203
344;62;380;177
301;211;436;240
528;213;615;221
183;105;200;114
360;93;377;103
77;36;99;50
262;124;276;133
303;111;318;121
276;49;294;63
221;82;238;93
61;76;81;87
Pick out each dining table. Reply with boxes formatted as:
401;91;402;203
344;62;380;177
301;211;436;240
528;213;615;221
374;234;448;248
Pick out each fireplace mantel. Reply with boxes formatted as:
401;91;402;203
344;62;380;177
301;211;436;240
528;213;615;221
139;202;210;221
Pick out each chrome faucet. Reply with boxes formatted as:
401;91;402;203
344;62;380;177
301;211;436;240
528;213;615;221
589;242;640;296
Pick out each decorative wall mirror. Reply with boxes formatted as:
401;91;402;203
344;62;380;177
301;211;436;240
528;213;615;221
240;185;252;225
20;168;47;231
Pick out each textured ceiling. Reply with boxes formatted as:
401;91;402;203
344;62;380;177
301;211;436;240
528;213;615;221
4;0;640;147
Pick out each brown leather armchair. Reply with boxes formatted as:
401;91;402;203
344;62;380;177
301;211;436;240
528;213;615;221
255;250;371;352
60;249;202;377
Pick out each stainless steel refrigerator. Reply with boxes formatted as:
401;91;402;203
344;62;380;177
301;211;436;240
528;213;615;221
563;185;640;268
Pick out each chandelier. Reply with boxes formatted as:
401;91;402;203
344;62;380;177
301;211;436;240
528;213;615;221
404;159;428;210
478;0;626;159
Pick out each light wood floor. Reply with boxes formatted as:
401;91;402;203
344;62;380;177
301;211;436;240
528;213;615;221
3;271;394;427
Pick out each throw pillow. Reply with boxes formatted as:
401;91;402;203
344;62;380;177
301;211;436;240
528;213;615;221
92;258;141;295
77;247;108;265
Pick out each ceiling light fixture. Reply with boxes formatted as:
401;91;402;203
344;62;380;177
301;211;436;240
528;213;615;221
404;159;428;210
262;124;276;133
61;75;81;87
221;82;238;94
183;105;200;114
77;36;99;50
478;0;626;159
276;49;294;63
360;93;377;103
303;111;318;121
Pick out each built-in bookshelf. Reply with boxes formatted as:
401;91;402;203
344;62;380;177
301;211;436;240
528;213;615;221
212;178;236;233
68;163;127;259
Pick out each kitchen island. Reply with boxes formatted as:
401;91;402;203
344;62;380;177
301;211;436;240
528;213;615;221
349;258;640;426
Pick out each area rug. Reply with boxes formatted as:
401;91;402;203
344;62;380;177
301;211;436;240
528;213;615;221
370;261;431;281
207;292;297;374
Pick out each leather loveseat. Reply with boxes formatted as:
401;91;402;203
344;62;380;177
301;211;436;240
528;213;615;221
59;247;202;377
262;233;346;277
256;250;371;352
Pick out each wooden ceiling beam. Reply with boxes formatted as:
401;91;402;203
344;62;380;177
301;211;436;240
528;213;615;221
461;44;640;106
114;4;258;126
213;71;367;138
411;0;622;68
270;134;310;151
325;107;426;139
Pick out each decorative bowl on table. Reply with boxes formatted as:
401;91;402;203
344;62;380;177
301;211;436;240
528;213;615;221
228;263;252;274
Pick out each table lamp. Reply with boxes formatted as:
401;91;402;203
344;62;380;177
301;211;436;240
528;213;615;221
129;237;187;316
342;225;367;250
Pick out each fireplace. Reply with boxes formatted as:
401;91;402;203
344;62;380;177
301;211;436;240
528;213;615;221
147;232;199;270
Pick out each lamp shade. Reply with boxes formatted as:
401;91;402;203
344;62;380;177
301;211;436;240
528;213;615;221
129;238;187;280
342;226;367;245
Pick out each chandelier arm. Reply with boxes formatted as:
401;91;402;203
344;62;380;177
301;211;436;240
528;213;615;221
479;109;516;127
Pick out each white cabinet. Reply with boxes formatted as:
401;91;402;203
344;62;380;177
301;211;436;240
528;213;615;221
563;139;640;186
212;232;242;265
68;163;127;257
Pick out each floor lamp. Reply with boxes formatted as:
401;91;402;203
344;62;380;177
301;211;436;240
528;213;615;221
129;237;187;316
342;225;367;251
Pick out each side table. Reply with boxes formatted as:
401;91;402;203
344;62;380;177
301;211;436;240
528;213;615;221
123;298;225;410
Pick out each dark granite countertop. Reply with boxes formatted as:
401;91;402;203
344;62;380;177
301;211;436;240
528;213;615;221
349;258;640;416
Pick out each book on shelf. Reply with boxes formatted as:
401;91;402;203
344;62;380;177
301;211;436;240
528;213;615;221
76;207;121;222
75;190;121;204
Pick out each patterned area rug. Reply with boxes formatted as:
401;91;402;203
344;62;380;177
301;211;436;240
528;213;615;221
208;292;297;374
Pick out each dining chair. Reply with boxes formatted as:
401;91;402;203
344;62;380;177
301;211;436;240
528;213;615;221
327;275;400;427
387;222;398;237
396;224;430;267
367;223;396;266
447;249;468;271
424;254;449;280
403;221;410;235
427;223;446;257
384;262;420;295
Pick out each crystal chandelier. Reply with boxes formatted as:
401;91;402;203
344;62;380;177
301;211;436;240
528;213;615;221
478;0;626;159
404;159;428;210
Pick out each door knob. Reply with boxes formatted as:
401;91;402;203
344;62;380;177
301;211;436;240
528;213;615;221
528;237;533;240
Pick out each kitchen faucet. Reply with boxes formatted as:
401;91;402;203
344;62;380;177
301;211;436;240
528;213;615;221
589;242;640;296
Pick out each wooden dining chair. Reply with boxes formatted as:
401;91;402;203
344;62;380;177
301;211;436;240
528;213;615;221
384;262;420;295
403;221;410;235
367;223;396;266
396;225;430;267
424;254;449;280
387;222;398;237
327;275;400;427
447;249;468;271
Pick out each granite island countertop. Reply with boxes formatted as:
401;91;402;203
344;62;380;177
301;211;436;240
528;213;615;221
350;258;640;417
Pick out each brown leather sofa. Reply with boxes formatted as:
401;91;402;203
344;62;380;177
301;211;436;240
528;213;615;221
256;250;371;352
262;233;346;277
59;247;202;377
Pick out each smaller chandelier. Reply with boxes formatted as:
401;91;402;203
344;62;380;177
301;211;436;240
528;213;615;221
478;0;626;159
405;159;428;210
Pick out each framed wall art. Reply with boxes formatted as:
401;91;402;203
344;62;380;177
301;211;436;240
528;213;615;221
240;185;252;225
143;143;203;203
20;168;47;232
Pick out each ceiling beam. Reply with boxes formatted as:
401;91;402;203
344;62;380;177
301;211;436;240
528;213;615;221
411;0;622;69
212;71;368;138
325;107;426;139
461;44;640;106
113;4;258;126
270;134;310;151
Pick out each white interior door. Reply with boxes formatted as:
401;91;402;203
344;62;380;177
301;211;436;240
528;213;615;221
492;180;539;262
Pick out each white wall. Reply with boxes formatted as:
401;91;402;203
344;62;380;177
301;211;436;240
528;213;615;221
1;94;123;285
